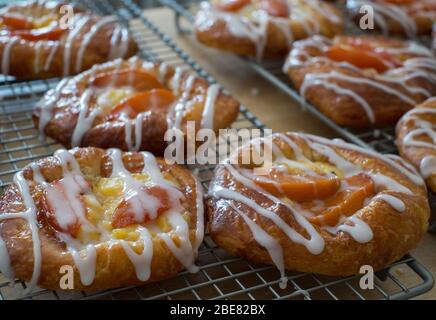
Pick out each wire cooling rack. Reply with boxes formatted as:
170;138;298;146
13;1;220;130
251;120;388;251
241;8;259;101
0;0;433;300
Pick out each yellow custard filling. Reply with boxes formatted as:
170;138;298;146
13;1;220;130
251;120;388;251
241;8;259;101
96;88;134;114
70;172;186;244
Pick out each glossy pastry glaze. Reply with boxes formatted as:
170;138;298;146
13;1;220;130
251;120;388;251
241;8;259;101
0;0;137;79
0;147;204;291
397;97;436;193
33;57;240;155
284;35;436;128
195;0;343;59
207;132;429;287
347;0;436;38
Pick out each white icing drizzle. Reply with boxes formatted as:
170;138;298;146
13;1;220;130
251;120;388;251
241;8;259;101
347;0;417;37
108;25;130;61
0;171;42;292
337;216;373;244
71;245;97;286
372;194;405;213
33;41;44;75
300;72;376;123
420;155;436;179
71;89;101;147
117;28;130;60
196;0;339;61
308;134;424;185
201;83;220;130
1;36;20;75
63;16;90;76
159;210;198;273
215;163;325;254
405;58;436;71
400;107;436;157
75;16;117;73
305;0;342;24
168;73;197;133
194;177;205;252
124;113;145;152
209;132;425;280
44;42;59;72
37;78;69;138
109;149;200;273
0;147;204;288
109;149;166;222
157;62;169;84
285;36;436;125
0;234;14;281
230;202;287;289
119;226;153;281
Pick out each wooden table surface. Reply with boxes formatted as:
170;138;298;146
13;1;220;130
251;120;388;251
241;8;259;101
144;7;436;300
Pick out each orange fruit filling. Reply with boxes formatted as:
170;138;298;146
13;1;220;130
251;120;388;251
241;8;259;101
253;168;341;203
261;0;290;17
91;70;164;92
110;89;176;119
111;185;174;228
214;0;251;12
327;38;402;72
252;161;376;228
308;173;375;227
0;14;65;40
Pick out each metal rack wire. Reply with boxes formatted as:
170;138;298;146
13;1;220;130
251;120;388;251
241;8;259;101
0;0;433;300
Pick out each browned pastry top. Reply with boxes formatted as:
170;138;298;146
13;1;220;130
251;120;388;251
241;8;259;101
0;147;204;291
207;132;429;285
195;0;343;59
0;0;138;79
396;97;436;193
347;0;436;38
33;57;240;155
284;35;436;128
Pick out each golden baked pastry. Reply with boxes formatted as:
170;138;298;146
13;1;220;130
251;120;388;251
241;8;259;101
0;0;137;80
33;57;240;155
284;35;436;128
0;147;204;291
207;132;429;285
347;0;436;38
396;97;436;193
195;0;343;60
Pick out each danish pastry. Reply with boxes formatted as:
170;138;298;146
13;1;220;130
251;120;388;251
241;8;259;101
396;97;436;193
207;132;429;285
284;35;436;128
195;0;343;60
347;0;436;38
33;57;240;155
0;147;204;291
0;0;137;80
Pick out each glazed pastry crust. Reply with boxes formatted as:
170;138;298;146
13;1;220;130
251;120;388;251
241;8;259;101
33;58;240;155
347;0;436;37
207;133;429;276
0;147;203;291
285;36;436;128
195;0;343;58
0;1;138;80
396;98;436;193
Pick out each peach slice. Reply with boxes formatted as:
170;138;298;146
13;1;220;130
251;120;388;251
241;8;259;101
110;89;176;119
253;168;341;203
91;70;164;92
111;185;173;228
